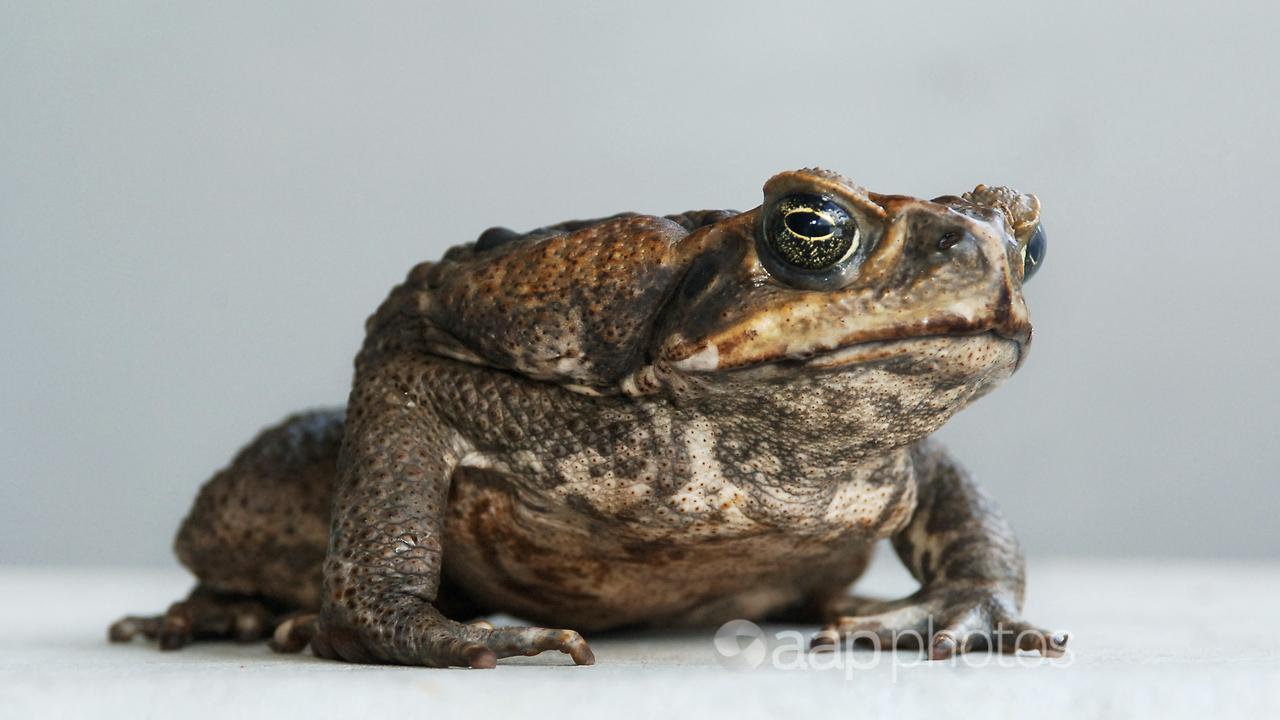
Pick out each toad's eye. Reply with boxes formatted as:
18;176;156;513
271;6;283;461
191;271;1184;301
761;193;858;274
1023;223;1046;281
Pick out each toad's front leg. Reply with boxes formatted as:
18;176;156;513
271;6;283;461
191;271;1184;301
310;353;594;668
815;441;1067;659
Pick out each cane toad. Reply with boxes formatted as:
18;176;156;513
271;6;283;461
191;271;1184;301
110;168;1061;667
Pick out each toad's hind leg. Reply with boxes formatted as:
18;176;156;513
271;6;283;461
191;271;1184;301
109;409;343;650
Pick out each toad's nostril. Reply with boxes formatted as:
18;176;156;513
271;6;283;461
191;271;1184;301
937;230;964;251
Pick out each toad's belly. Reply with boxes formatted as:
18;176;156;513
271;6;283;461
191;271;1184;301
440;467;896;631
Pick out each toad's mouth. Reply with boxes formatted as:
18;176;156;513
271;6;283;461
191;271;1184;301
674;329;1027;377
798;331;1024;370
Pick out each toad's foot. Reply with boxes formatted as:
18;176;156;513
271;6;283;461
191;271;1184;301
811;585;1068;659
313;602;594;669
268;613;319;653
108;587;279;650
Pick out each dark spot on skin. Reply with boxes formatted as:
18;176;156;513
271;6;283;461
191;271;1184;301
681;256;717;301
919;549;934;582
562;493;613;524
476;226;521;251
621;541;688;564
991;283;1013;338
925;478;971;535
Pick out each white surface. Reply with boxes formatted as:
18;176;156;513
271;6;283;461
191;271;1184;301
2;557;1278;719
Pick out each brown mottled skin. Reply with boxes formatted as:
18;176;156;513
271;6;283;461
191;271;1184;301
111;169;1065;667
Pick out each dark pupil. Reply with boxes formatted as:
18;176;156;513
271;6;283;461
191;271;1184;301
784;211;833;238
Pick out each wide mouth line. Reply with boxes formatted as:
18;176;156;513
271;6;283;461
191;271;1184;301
706;329;1017;374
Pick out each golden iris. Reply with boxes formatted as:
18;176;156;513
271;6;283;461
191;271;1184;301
764;193;857;271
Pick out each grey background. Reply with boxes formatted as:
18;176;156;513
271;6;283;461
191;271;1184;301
3;1;1276;565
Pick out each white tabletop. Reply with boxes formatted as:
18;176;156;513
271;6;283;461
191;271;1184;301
2;555;1277;718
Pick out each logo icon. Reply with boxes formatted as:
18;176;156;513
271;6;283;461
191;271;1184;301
713;619;768;671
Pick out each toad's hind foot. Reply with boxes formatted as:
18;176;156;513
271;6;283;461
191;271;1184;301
108;585;286;650
269;613;318;653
